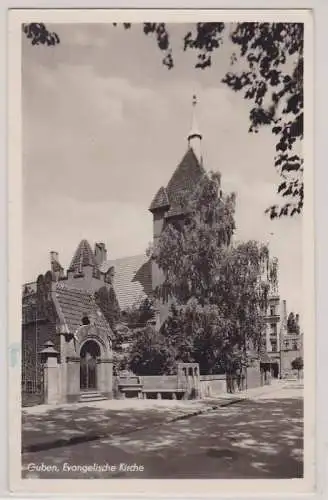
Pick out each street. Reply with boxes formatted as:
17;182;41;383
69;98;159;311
22;382;303;479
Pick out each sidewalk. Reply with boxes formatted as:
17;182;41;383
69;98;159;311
22;381;291;454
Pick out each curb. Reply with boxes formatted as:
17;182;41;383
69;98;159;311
22;396;245;454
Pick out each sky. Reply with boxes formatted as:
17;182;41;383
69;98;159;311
22;23;302;312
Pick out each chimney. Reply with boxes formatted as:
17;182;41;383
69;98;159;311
50;251;59;265
50;251;64;279
279;299;288;336
282;300;287;322
94;242;107;266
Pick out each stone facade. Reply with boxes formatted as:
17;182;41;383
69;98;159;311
22;246;116;406
261;298;303;378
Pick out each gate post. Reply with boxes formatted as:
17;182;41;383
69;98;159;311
40;341;60;405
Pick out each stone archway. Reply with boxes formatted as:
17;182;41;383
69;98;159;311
80;340;101;391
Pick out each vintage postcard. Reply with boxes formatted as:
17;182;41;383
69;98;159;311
8;8;315;496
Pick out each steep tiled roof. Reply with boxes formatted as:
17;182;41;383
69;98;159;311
149;147;205;219
68;239;98;273
165;147;205;217
149;186;170;212
99;254;152;310
54;283;111;336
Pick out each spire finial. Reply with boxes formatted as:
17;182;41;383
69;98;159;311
188;94;202;164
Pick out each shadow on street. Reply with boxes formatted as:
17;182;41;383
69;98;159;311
22;397;303;479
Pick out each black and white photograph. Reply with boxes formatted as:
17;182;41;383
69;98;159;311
8;8;315;494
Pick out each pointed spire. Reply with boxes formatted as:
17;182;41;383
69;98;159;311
68;239;98;274
187;94;202;165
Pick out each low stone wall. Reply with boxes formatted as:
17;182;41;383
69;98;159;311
199;375;226;398
141;375;181;391
246;367;262;389
116;366;263;400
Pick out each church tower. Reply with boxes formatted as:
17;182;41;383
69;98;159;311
149;96;205;318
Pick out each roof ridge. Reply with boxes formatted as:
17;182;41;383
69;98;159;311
104;253;148;264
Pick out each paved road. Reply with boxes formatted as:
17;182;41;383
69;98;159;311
22;384;303;479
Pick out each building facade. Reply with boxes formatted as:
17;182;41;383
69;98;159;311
261;297;303;378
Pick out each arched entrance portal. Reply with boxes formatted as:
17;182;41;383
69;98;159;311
80;340;101;391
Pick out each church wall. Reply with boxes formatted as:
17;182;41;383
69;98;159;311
153;212;165;240
65;272;108;293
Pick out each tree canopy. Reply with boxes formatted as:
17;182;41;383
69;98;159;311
94;285;120;331
129;171;278;375
287;311;300;334
153;171;277;373
23;21;304;219
129;325;176;375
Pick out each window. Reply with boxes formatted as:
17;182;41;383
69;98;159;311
270;306;276;316
82;315;90;326
270;323;277;336
271;341;277;352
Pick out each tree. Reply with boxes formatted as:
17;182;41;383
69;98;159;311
128;325;176;375
122;296;155;328
22;23;60;46
184;23;303;219
153;171;277;374
23;22;303;219
94;285;120;330
291;356;303;379
287;312;301;334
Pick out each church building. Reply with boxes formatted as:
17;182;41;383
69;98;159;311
21;96;299;406
21;96;206;406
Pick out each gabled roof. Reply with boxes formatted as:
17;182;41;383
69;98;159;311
149;186;170;213
54;283;112;336
68;239;98;273
99;254;152;310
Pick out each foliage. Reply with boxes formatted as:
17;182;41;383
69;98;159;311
22;23;60;46
128;325;176;375
161;300;229;374
291;356;303;371
140;22;304;218
221;23;304;219
135;22;304;218
287;312;300;334
153;171;236;304
152;171;276;372
94;285;120;330
122;296;155;328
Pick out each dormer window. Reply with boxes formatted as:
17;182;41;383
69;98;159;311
82;315;90;325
